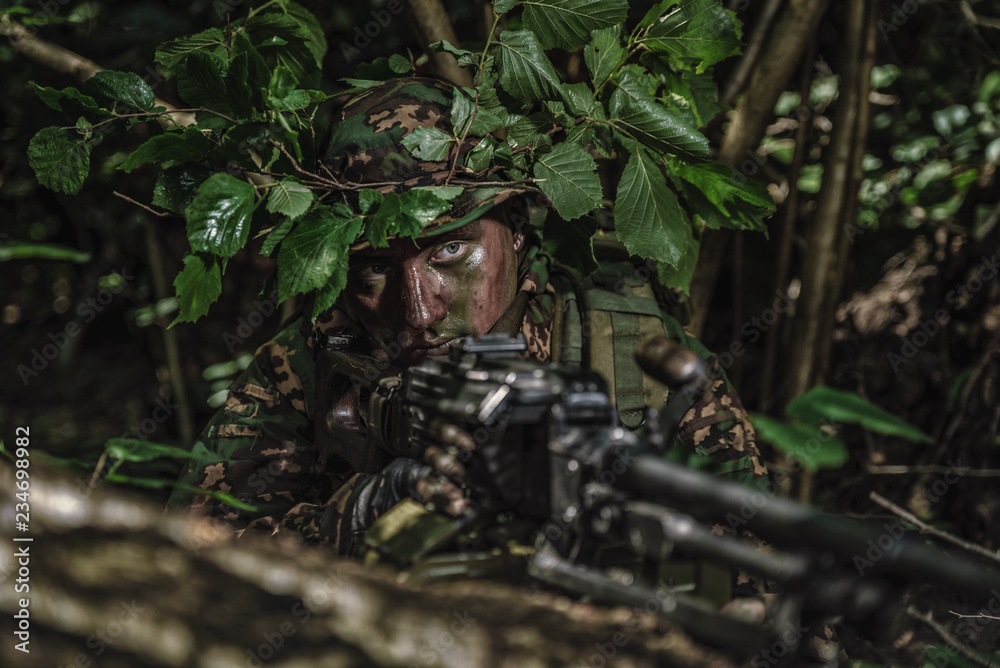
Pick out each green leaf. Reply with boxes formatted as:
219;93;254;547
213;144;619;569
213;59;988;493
152;163;212;214
172;253;222;325
584;26;625;87
366;189;457;248
234;13;324;88
638;0;678;28
524;0;628;51
176;50;231;114
185;173;258;257
657;227;699;296
544;215;598;276
230;34;270;111
641;0;741;73
750;414;849;472
473;72;525;135
0;242;91;263
508;112;556;149
430;39;475;63
614;148;688;265
388;53;413;74
119;128;212;173
277;206;361;301
495;30;565;102
562;82;596;117
104;438;203;462
29;82;103;117
465;137;498;172
610;73;709;161
82;70;156;113
261;216;297;256
28;127;91;195
662;69;723;127
359;188;384;214
281;1;328;67
155;27;226;71
532;142;603;220
671;160;774;233
267;64;312;111
494;0;520;13
265;177;314;220
401;126;454;161
785;386;933;444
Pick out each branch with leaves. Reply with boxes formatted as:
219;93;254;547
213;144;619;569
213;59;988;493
24;0;775;327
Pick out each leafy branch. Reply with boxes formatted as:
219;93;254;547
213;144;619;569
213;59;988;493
25;0;775;326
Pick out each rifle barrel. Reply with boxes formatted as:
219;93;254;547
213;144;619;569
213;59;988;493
614;453;1000;595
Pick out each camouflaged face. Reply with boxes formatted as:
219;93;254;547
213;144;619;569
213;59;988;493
320;76;545;241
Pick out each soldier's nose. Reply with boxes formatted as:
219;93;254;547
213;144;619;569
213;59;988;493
401;265;446;330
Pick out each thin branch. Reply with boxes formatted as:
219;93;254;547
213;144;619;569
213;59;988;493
269;140;343;188
88;451;108;488
721;0;785;105
865;464;1000;477
0;14;195;127
86;107;239;132
905;607;998;668
869;491;1000;564
113;191;175;218
950;611;1000;621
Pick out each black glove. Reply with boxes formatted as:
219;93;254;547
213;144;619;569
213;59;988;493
349;457;469;538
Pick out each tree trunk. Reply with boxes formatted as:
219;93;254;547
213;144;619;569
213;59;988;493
404;0;475;88
758;38;819;414
784;0;872;405
0;462;736;668
688;0;832;337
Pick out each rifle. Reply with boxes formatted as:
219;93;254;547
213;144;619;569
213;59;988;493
364;334;1000;661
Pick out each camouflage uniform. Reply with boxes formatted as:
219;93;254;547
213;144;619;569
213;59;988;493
167;75;766;563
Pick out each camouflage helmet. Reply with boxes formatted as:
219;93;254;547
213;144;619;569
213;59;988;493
320;76;544;243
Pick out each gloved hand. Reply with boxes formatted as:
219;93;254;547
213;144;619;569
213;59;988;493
350;457;470;538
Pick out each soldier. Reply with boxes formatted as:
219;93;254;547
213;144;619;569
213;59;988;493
167;77;767;584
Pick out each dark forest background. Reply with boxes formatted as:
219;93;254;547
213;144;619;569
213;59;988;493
1;1;1000;664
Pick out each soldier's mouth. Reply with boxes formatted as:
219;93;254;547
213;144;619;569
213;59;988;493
420;339;457;356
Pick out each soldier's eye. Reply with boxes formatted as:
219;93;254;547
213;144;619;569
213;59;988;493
359;264;388;280
433;242;464;261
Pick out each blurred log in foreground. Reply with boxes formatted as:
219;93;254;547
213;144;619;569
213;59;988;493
0;462;735;667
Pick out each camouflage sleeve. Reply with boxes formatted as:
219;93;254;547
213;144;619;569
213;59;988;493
167;323;353;536
672;357;768;484
657;314;766;485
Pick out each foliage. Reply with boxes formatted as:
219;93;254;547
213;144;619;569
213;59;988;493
751;385;930;472
25;0;774;324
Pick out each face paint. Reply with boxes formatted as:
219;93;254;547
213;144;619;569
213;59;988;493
344;214;523;367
